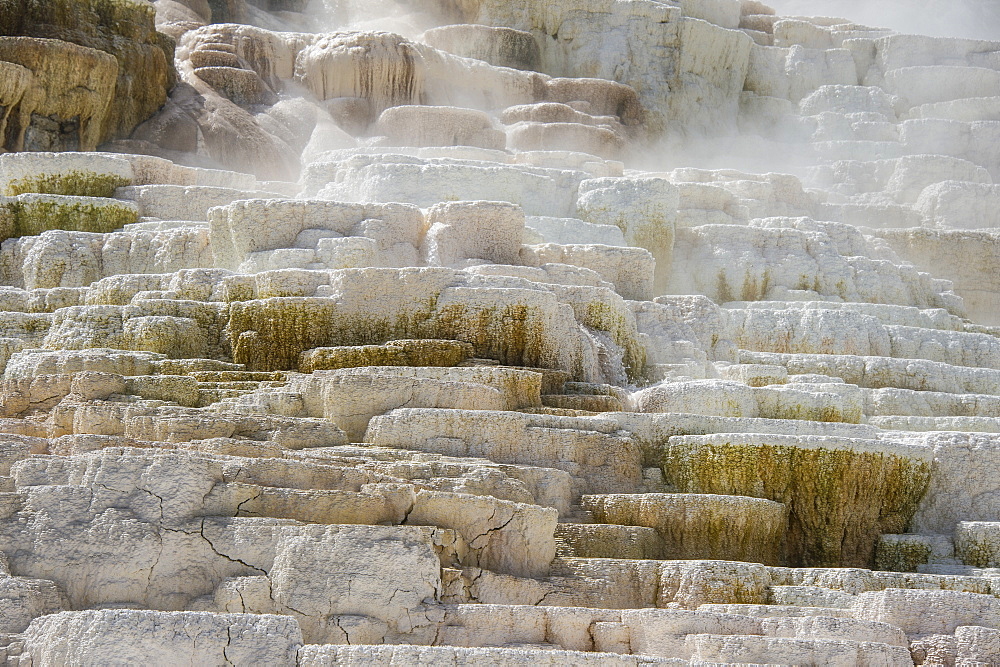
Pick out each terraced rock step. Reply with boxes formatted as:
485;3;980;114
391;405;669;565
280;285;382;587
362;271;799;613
555;523;665;559
581;493;787;565
662;434;931;567
2;0;1000;662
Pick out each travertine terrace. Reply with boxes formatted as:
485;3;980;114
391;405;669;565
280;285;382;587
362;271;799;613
1;0;1000;664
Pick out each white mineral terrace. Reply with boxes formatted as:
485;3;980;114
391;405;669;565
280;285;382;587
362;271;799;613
1;0;1000;664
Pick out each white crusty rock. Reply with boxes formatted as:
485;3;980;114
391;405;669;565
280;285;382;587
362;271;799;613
576;177;677;291
304;153;587;217
3;0;1000;661
421;200;524;267
366;408;643;495
373;105;506;150
18;610;303;666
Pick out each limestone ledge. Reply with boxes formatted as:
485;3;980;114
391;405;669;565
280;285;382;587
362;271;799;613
2;0;1000;661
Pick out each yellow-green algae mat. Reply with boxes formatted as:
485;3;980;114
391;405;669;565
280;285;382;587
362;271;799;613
2;170;129;198
662;434;931;568
0;193;137;241
226;295;646;382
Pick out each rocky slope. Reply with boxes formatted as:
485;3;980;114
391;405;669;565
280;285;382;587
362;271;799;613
1;0;1000;664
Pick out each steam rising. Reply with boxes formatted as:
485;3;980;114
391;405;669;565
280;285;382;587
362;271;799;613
291;0;1000;179
766;0;1000;41
304;0;441;38
163;0;1000;222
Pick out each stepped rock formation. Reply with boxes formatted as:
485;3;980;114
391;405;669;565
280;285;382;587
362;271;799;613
1;0;1000;664
0;0;175;152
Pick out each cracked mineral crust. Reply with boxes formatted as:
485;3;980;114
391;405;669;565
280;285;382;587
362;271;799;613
1;0;1000;664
